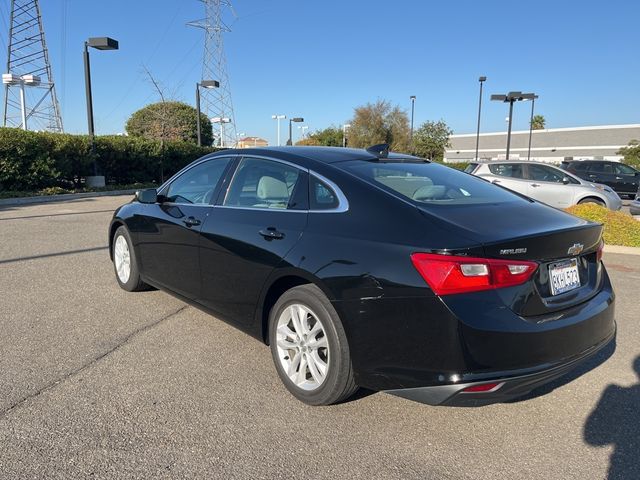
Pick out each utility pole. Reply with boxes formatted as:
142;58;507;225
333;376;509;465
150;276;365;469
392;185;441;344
3;0;63;131
188;0;237;147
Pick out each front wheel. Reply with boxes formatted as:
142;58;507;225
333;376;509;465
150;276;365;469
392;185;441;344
269;284;358;406
112;225;150;292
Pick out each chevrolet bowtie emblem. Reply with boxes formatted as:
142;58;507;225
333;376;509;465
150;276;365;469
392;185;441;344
567;243;584;256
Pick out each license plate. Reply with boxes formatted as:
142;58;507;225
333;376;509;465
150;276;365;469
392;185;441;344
549;258;580;295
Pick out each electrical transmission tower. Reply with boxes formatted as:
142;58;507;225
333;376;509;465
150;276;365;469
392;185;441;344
188;0;237;147
2;0;63;132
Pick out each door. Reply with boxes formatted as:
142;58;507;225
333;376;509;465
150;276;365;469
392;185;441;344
135;157;233;299
199;156;309;331
613;163;640;196
524;163;576;208
584;162;616;189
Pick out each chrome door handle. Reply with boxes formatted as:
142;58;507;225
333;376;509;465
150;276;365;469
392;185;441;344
259;227;285;240
615;176;623;180
531;183;541;187
183;216;201;227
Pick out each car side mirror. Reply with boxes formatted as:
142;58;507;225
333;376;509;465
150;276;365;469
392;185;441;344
562;177;571;185
136;188;158;204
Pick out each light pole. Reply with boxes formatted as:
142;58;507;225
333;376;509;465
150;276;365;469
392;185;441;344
475;76;486;161
287;117;304;145
195;80;220;146
84;37;119;179
409;95;416;144
490;91;535;160
2;74;41;130
298;125;308;140
271;114;286;146
211;117;231;147
526;94;539;161
342;124;351;148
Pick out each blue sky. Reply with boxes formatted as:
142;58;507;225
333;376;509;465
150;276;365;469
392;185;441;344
2;0;639;145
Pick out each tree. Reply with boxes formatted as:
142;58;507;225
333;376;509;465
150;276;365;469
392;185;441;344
531;114;546;130
412;120;453;161
296;126;343;146
617;140;640;169
346;100;411;152
125;101;213;146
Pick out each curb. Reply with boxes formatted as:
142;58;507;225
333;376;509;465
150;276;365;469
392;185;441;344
0;189;138;207
604;245;640;256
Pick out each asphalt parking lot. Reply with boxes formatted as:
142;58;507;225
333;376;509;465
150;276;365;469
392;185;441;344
1;195;639;479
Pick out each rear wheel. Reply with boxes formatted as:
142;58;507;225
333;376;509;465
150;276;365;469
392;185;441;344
268;284;358;405
112;225;150;292
578;197;606;207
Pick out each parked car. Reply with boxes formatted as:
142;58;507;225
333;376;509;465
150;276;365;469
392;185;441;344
109;146;615;407
466;161;622;210
561;160;640;198
630;185;640;215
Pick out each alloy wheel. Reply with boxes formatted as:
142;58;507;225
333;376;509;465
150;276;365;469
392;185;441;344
114;235;131;284
275;303;329;391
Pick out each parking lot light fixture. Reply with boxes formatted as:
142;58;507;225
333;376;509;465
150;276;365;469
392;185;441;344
84;36;119;176
196;80;220;146
409;96;416;145
2;73;41;130
524;93;539;161
475;77;486;161
271;114;286;146
287;117;304;145
490;91;532;160
342;124;351;148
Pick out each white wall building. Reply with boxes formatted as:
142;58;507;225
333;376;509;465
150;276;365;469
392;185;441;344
444;124;640;164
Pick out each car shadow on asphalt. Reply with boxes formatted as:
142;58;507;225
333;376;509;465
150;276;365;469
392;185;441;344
583;355;640;480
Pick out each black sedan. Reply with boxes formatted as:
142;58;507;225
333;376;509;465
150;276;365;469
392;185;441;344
109;146;615;406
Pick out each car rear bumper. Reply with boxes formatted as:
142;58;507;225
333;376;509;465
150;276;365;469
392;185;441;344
384;327;615;406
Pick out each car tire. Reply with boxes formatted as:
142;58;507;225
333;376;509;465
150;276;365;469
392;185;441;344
268;284;358;406
112;225;150;292
578;198;606;207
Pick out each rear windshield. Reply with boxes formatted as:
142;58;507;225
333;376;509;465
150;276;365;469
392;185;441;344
344;161;525;206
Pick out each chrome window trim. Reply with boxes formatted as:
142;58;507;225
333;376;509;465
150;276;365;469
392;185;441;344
308;172;349;213
218;155;349;214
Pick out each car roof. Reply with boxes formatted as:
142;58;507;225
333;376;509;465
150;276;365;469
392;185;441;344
478;160;562;167
212;146;423;164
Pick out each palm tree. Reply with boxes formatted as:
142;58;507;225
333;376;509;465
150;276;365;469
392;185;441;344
531;115;546;130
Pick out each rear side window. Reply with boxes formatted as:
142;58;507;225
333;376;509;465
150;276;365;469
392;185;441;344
344;162;524;206
464;163;478;174
488;163;524;179
224;157;302;210
310;176;339;210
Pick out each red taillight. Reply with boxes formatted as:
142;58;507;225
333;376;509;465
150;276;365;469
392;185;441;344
411;253;538;296
596;240;604;263
461;382;504;393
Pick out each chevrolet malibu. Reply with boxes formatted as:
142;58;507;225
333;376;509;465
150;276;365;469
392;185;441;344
109;146;615;406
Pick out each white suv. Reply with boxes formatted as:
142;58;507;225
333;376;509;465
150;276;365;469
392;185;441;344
466;161;622;210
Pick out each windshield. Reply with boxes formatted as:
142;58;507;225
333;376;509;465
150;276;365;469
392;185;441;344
344;161;526;206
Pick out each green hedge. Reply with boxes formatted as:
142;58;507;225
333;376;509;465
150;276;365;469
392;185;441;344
0;127;220;191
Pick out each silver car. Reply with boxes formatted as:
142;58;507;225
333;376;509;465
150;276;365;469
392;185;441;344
465;161;622;210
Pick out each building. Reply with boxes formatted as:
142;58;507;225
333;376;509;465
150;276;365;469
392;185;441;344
444;124;640;164
237;136;268;148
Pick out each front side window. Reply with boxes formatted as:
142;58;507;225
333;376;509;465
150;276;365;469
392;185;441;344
224;157;302;210
165;158;231;204
615;163;637;175
344;161;525;206
527;164;566;183
488;163;524;179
